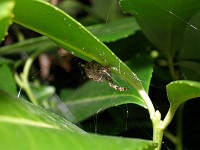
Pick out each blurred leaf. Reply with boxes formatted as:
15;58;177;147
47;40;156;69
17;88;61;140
167;80;200;109
91;0;123;21
30;84;55;104
61;56;153;123
0;90;85;133
179;11;200;62
0;90;157;150
57;0;83;17
177;61;200;81
177;12;200;81
120;0;200;58
0;0;15;43
0;64;16;95
0;36;56;55
87;17;140;42
0;57;14;65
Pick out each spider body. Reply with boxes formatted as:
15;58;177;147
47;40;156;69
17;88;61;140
81;61;128;92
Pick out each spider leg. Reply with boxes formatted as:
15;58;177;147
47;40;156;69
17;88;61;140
106;74;128;92
97;75;103;82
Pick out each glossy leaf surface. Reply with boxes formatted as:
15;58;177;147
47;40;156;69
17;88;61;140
0;90;157;150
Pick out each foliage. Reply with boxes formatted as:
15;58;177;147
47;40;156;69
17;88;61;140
0;0;200;149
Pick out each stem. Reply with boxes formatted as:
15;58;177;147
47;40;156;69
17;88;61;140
164;131;177;144
176;104;184;150
153;125;164;150
138;90;164;150
14;48;49;105
21;56;38;105
15;54;39;105
160;105;177;130
138;90;155;120
167;56;179;80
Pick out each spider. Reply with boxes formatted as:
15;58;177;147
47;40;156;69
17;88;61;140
81;61;128;92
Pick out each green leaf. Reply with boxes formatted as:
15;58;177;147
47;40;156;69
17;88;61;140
87;17;140;43
57;0;83;17
30;84;55;104
0;0;15;43
63;80;145;123
61;56;153;123
179;11;200;62
167;80;200;109
0;64;17;95
0;36;56;55
13;0;145;98
120;0;200;57
0;90;85;133
177;61;200;81
0;17;140;55
91;0;123;21
13;0;108;62
177;12;200;81
0;90;157;150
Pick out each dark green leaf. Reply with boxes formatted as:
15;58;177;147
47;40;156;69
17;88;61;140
177;61;200;81
177;12;200;81
120;0;200;57
91;0;123;21
179;11;200;62
87;17;140;42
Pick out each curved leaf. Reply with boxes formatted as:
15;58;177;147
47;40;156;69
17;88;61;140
13;0;145;94
0;17;140;55
167;80;200;109
0;90;157;150
0;0;15;43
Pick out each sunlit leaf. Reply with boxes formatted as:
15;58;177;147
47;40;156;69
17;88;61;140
167;80;200;109
0;90;157;150
0;0;14;43
14;0;146;100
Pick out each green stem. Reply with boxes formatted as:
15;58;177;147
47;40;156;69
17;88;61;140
138;90;164;150
151;110;162;150
160;105;177;130
164;131;177;144
167;56;179;80
153;126;164;150
14;47;49;105
176;104;184;150
21;56;38;105
138;90;155;120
